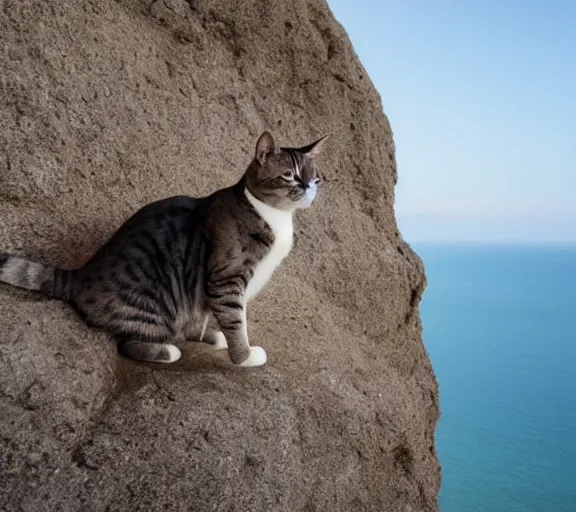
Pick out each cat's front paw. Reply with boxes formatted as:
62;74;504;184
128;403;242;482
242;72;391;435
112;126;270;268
239;346;267;367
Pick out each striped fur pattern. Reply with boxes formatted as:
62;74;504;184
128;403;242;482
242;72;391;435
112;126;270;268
0;131;327;365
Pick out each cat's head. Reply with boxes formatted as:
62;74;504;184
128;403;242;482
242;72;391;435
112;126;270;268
245;131;328;211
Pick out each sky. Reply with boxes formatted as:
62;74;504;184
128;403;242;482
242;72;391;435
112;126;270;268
327;1;576;243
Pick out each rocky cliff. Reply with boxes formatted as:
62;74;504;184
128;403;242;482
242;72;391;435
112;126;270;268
0;1;440;510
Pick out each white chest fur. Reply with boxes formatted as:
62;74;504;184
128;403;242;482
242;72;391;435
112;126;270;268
244;188;293;301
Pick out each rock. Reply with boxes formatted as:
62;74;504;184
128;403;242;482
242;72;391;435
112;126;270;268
0;0;440;510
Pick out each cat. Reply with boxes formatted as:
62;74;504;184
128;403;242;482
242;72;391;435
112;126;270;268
0;131;327;367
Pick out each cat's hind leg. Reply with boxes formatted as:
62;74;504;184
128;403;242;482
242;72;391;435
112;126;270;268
118;339;182;363
91;296;181;363
201;330;228;350
185;315;228;350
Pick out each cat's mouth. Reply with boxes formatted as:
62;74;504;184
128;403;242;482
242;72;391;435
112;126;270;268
297;180;319;207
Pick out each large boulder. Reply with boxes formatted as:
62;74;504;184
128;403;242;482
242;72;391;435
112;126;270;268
0;0;440;510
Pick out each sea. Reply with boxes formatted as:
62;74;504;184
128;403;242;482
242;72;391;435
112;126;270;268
415;244;576;512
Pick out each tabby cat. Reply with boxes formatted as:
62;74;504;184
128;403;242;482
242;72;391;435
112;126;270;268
0;131;327;367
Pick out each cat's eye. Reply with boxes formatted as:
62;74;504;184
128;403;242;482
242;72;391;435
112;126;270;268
281;170;294;180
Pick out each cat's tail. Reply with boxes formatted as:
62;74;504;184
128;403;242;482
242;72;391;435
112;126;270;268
0;252;73;301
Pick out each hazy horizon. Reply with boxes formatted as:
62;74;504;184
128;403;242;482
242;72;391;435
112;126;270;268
328;1;576;244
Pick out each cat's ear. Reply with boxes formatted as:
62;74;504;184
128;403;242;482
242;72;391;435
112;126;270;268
298;134;329;159
255;131;276;165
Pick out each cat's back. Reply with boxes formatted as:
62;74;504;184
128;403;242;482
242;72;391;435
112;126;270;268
76;195;206;276
121;195;202;230
105;195;202;241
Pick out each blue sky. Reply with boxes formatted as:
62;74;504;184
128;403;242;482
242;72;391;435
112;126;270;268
328;1;576;243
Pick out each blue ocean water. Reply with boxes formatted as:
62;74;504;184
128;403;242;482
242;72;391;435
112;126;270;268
416;244;576;512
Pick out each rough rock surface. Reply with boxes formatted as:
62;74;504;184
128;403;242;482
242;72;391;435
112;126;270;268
0;0;439;510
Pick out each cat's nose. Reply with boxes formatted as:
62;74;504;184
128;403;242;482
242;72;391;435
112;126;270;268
307;178;320;188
